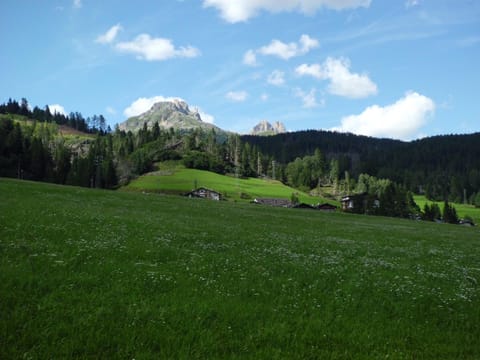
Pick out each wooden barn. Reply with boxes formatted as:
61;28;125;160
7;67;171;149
185;187;222;201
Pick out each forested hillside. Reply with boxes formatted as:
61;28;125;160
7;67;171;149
242;130;480;203
2;97;480;219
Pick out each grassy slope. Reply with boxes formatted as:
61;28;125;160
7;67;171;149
414;195;480;224
1;178;480;359
1;114;94;143
125;164;328;204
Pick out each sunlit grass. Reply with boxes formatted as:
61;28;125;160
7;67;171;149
414;195;480;224
1;178;479;359
124;164;326;204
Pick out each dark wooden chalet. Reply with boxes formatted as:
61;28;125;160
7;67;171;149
185;187;222;201
341;193;379;213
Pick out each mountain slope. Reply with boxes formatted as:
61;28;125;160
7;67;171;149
119;99;223;133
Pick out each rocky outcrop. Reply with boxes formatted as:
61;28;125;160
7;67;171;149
251;120;286;135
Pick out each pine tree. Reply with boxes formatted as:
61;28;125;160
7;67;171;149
442;200;458;224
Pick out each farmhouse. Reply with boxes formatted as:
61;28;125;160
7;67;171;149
185;187;222;201
253;198;292;208
341;193;379;213
341;194;357;210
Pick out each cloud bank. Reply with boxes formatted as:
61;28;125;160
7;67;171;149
203;0;371;23
332;91;435;140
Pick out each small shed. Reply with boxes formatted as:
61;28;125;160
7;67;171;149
185;187;222;201
315;203;337;211
293;203;315;210
253;198;292;208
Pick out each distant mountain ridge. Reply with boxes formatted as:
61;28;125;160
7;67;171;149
119;99;223;133
251;120;286;135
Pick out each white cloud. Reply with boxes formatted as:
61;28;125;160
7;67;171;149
332;91;435;140
258;34;319;60
294;88;320;108
295;63;325;79
96;24;123;44
203;0;371;23
267;70;285;86
296;57;377;98
115;34;200;61
196;108;215;124
405;0;420;9
49;104;67;116
243;49;258;66
260;93;269;101
226;91;248;102
73;0;82;9
124;96;184;117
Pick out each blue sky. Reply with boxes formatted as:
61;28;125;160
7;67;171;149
1;0;479;139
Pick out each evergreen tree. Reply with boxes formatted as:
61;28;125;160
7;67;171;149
474;192;480;208
53;140;71;184
20;98;30;116
29;138;49;180
152;121;160;140
442;200;458;224
330;159;339;193
423;203;442;222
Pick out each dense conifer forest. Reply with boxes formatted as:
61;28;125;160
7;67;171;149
241;130;480;203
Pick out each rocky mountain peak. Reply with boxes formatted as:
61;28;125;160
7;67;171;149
251;120;286;135
118;99;217;133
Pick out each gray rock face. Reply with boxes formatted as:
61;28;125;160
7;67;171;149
251;120;286;135
118;99;218;133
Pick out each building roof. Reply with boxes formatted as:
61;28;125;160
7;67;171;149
253;198;292;207
185;187;222;199
316;203;337;210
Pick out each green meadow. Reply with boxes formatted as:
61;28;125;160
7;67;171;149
125;163;326;204
414;195;480;224
1;178;480;359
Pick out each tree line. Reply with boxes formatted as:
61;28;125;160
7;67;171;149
0;98;109;134
241;130;480;206
0;117;117;188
